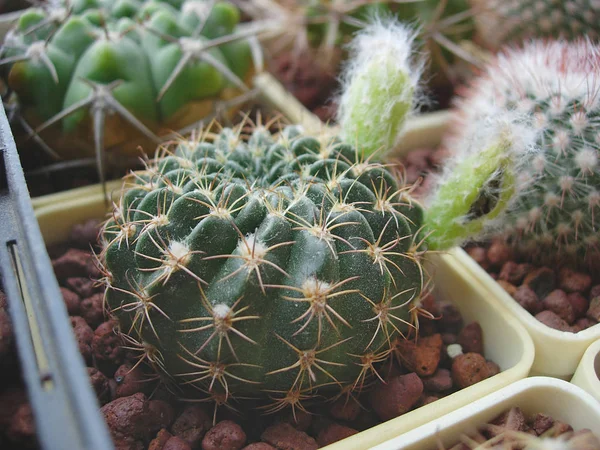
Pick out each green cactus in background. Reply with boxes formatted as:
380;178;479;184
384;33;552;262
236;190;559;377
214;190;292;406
425;39;600;268
100;120;427;411
0;0;260;180
471;0;600;51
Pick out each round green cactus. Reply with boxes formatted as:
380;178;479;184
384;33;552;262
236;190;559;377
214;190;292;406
100;122;426;410
0;0;258;164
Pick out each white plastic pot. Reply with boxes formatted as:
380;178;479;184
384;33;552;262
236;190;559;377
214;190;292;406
457;251;600;379
571;339;600;403
372;377;600;450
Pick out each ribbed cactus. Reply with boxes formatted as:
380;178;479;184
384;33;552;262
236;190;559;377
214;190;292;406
0;0;258;171
426;39;600;267
472;0;600;50
100;122;426;408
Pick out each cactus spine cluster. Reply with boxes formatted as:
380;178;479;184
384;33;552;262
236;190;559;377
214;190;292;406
0;0;259;167
426;39;600;267
472;0;600;51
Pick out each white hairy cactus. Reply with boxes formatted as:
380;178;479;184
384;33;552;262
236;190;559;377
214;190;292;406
336;17;425;157
425;39;600;267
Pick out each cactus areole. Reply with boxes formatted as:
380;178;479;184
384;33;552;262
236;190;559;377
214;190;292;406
100;123;427;408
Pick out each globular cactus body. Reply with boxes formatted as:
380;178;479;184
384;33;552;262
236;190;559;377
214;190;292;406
472;0;600;50
1;0;256;160
100;123;426;406
427;40;600;267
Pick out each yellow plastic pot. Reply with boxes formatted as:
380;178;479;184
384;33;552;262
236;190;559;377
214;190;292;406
372;377;600;450
571;339;600;403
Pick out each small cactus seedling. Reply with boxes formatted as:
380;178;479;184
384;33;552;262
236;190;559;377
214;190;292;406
0;0;262;185
472;0;600;51
426;39;600;268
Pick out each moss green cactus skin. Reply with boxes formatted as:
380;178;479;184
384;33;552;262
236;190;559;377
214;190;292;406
100;125;426;405
2;0;252;132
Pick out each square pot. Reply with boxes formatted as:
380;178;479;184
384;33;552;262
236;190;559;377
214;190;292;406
457;252;600;379
571;339;600;404
371;377;600;450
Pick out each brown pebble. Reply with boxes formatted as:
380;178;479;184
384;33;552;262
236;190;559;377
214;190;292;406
542;290;575;324
114;364;148;398
164;436;192;450
531;413;554;435
171;405;212;447
534;310;574;332
147;400;174;431
81;293;105;328
242;444;275;450
369;373;423;421
486;241;511;268
278;409;312;432
441;333;457;345
0;306;13;357
0;389;28;429
497;280;517;296
548;420;573;437
513;285;542;314
439;303;463;333
587;297;600;322
88;367;111;404
457;322;484;354
574;317;598;331
567;292;589;319
7;403;37;448
65;277;97;298
100;393;158;442
329;397;361;422
60;287;81;315
489;407;526;433
396;334;442;376
559;268;592;294
466;247;490;271
499;262;531;285
486;361;501;377
316;423;358;447
52;248;92;280
523;267;556;299
71;316;94;361
451;353;492;389
422;368;453;392
149;429;172;450
202;420;246;450
92;321;124;365
591;285;600;298
261;422;317;450
416;394;440;407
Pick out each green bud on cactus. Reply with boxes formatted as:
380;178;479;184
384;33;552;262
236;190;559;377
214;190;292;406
100;121;427;409
426;39;600;267
337;18;424;158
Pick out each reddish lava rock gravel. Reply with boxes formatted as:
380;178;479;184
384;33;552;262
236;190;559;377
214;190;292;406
0;219;502;449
